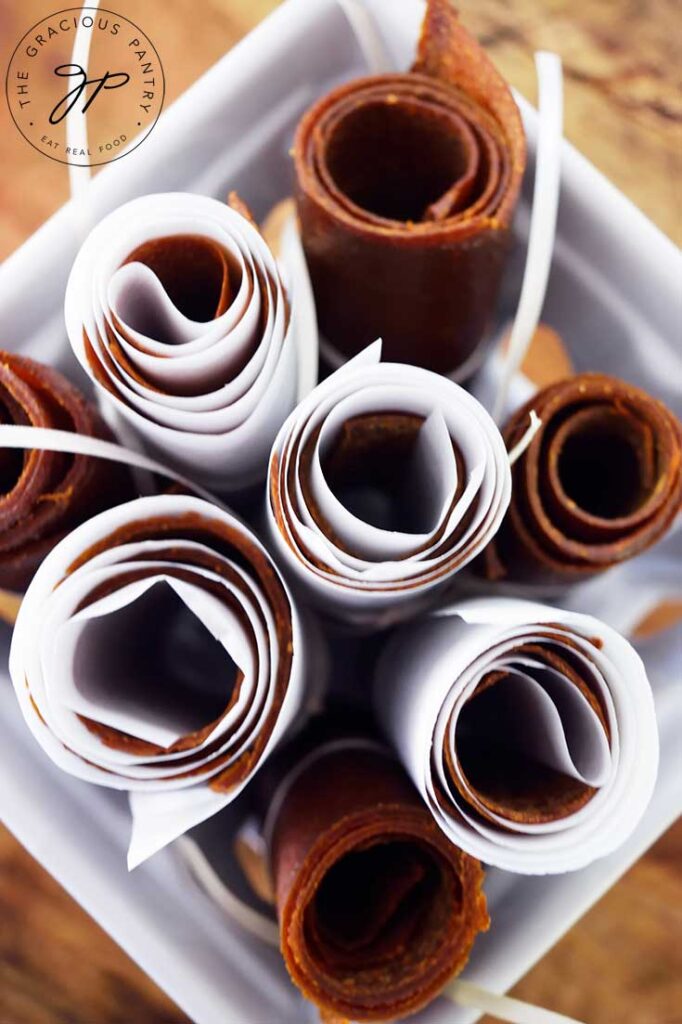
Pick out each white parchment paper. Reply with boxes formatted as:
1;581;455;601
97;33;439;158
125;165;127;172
266;341;511;626
375;596;658;873
65;193;317;493
9;494;306;869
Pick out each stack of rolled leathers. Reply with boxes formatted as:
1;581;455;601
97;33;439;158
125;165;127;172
3;0;681;1021
0;351;133;594
294;0;526;375
260;734;489;1023
483;373;682;585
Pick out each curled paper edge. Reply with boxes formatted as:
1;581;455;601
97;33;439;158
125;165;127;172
175;827;585;1022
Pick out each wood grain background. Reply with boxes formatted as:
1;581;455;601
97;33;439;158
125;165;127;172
0;2;680;1022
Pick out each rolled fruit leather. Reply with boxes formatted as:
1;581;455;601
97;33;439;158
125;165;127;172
252;725;488;1022
266;342;511;628
0;350;134;599
65;191;301;497
374;597;659;874
9;494;307;867
293;0;526;375
482;373;682;585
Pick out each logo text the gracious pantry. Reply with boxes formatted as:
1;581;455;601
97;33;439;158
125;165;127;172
5;7;165;166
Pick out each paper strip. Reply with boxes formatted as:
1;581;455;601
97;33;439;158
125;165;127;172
65;192;317;493
447;979;585;1024
493;53;563;422
0;424;223;506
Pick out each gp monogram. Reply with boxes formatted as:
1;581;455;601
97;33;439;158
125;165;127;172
5;7;165;167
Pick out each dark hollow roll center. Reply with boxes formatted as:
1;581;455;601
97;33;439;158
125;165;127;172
321;412;434;533
456;672;591;816
307;839;447;970
0;395;27;493
0;445;24;495
72;580;236;742
124;235;241;326
324;100;474;222
557;412;653;519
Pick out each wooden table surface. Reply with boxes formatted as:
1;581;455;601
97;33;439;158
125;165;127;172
0;2;680;1023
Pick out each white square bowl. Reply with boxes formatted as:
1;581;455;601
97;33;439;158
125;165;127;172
0;2;680;1022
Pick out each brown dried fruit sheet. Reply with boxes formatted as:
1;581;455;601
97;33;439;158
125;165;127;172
294;0;526;374
266;740;488;1022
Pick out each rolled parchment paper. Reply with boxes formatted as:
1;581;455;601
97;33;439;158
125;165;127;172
9;494;305;868
0;351;134;593
294;0;525;375
266;342;511;626
265;738;488;1022
483;374;682;585
375;597;658;873
65;192;311;494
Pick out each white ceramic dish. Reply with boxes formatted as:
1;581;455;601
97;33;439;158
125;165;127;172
0;2;680;1023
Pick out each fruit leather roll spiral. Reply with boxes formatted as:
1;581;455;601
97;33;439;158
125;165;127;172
267;342;511;627
375;597;658;874
262;736;488;1022
10;494;305;868
483;373;682;585
0;350;133;593
65;192;309;495
294;0;526;375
